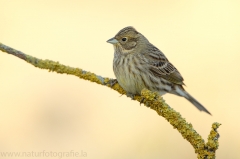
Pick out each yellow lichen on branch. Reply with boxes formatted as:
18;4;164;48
141;89;205;155
140;89;221;159
26;55;104;84
0;43;221;158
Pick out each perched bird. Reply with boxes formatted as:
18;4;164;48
107;26;211;115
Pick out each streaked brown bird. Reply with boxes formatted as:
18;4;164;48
107;26;211;115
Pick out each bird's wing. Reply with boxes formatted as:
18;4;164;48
143;45;184;85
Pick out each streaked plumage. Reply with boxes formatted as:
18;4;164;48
107;26;211;115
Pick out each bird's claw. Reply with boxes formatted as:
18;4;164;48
126;93;136;100
140;97;145;105
108;79;118;87
126;93;145;105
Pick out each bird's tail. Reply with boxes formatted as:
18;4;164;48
183;91;211;115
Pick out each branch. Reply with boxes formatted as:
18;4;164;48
0;43;220;159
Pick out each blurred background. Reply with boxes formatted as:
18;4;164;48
0;0;240;158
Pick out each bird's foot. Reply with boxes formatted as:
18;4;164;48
126;93;136;100
108;79;118;87
140;97;145;105
126;93;145;105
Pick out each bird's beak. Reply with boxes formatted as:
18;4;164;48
107;37;118;44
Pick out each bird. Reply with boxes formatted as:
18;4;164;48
107;26;211;115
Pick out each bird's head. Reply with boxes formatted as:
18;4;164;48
107;26;148;54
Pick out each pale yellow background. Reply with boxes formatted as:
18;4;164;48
0;1;240;159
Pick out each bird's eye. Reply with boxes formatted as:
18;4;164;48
121;37;127;42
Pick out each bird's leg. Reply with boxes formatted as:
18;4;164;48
108;79;144;104
126;93;136;100
140;97;145;105
108;79;118;87
126;92;145;104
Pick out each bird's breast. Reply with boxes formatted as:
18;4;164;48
113;54;148;95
